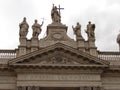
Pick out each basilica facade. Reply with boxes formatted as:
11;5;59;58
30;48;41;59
0;5;120;90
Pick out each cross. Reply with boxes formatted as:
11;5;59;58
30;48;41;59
41;18;46;22
41;17;46;26
57;5;64;15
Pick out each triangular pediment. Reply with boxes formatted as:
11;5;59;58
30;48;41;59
34;54;80;65
9;43;109;68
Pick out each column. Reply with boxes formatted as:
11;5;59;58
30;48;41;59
35;86;40;90
17;86;26;90
27;86;32;90
80;87;92;90
92;87;103;90
17;86;22;90
80;87;84;90
30;86;40;90
22;86;26;90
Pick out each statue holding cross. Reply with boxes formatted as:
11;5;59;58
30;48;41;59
51;4;64;23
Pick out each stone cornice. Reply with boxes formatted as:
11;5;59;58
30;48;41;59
9;43;109;65
47;23;67;29
0;64;14;71
10;63;108;69
9;43;110;69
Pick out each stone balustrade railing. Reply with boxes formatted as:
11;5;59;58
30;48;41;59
0;50;16;59
98;51;120;60
0;49;120;61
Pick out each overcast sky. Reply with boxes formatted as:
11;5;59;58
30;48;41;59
0;0;120;51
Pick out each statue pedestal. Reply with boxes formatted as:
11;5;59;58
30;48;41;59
31;38;39;52
77;37;85;51
18;37;27;56
88;38;96;47
46;23;68;41
19;37;27;46
88;38;97;56
39;23;76;48
18;46;27;56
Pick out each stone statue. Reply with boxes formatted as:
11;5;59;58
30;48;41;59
32;19;43;38
85;21;95;38
19;17;29;38
72;22;82;37
117;32;120;51
117;33;120;44
51;4;61;23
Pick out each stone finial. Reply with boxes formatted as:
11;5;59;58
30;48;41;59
85;21;95;39
117;32;120;51
19;17;29;38
32;19;43;39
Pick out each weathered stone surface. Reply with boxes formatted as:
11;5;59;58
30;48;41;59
0;4;120;90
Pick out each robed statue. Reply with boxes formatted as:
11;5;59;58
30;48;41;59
19;17;29;38
32;19;43;38
72;22;82;37
85;21;95;38
51;4;61;23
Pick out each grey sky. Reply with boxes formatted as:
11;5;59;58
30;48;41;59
0;0;120;51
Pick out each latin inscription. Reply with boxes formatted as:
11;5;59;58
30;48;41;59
18;74;100;81
0;76;16;83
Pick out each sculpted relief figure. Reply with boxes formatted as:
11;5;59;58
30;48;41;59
51;4;61;23
19;17;29;38
72;22;82;37
85;21;95;38
32;19;43;38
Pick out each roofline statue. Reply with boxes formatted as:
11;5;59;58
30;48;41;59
32;19;44;39
85;21;95;40
72;22;83;41
51;4;64;23
117;32;120;52
19;17;29;38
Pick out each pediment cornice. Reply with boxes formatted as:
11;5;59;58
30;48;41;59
9;43;110;68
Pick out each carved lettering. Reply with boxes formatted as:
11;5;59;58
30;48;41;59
0;76;16;83
18;74;100;81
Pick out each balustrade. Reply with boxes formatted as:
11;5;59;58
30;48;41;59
98;51;120;60
0;50;16;59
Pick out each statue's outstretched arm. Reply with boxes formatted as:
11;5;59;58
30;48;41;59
41;21;44;26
